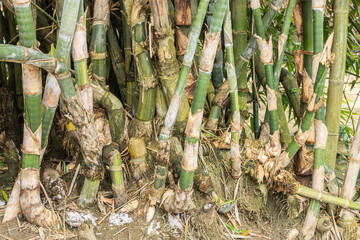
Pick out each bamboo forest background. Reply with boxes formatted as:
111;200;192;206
0;0;360;239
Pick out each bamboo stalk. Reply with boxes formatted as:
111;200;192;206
254;52;292;144
235;0;285;78
147;0;210;221
119;0;135;110
276;33;334;172
131;0;156;122
12;0;53;226
302;0;313;77
324;0;349;176
273;0;296;87
205;82;229;133
150;0;191;128
91;81;125;144
231;0;248;117
90;0;110;87
224;0;242;178
280;69;301;121
41;0;82;158
103;143;127;206
289;183;360;211
108;24;127;101
337;118;360;239
161;0;227;213
301;1;327;237
252;0;281;157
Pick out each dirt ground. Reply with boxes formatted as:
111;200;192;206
0;151;302;240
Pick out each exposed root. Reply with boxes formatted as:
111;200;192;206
20;168;56;226
161;185;193;214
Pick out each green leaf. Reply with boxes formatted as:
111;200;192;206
1;189;8;202
225;222;240;233
224;223;248;234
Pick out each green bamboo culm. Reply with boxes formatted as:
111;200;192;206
206;0;224;90
289;183;360;211
161;0;227;214
41;0;83;156
90;0;110;87
102;143;127;206
302;0;313;76
235;0;284;78
108;24;127;101
119;0;135;110
280;69;301;121
224;0;242;178
91;81;125;145
180;0;227;190
131;0;156;122
273;0;296;87
231;0;248;118
150;0;191;129
324;0;349;183
12;0;54;226
300;0;313;115
13;0;42;170
147;0;210;220
254;52;292;145
205;82;229;132
252;0;281;157
301;1;327;238
276;33;334;172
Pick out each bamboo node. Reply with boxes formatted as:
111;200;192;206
255;35;274;65
21;120;41;155
90;51;108;60
250;0;261;9
199;32;221;72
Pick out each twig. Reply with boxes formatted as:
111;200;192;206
67;164;81;197
184;216;190;240
226;213;238;229
331;210;341;240
138;129;149;138
0;233;14;240
97;208;113;225
233;178;242;226
113;227;127;237
31;2;60;27
223;233;251;239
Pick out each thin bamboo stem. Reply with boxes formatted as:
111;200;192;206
231;0;248;118
324;0;349;174
224;0;242;178
290;183;360;211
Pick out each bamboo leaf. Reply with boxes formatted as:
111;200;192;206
1;189;8;202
